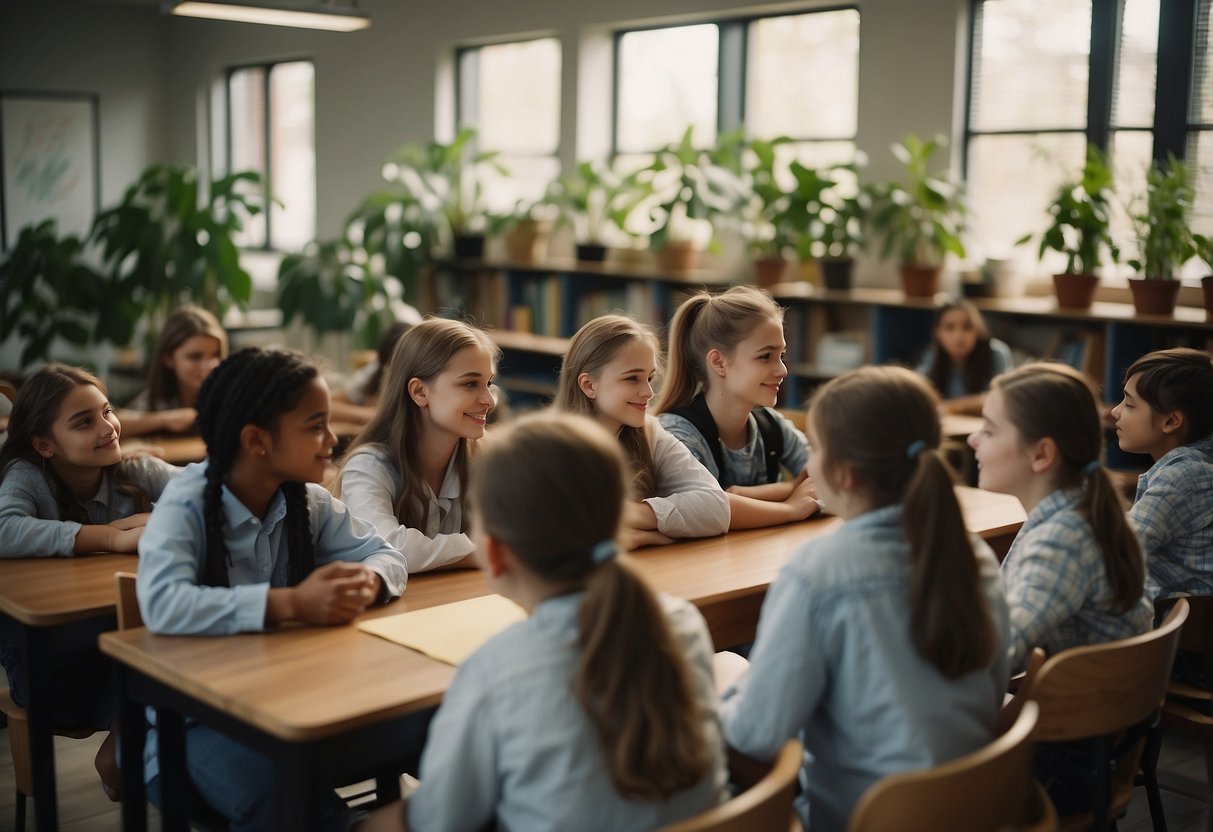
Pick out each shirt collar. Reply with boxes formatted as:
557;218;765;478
842;503;903;532
220;479;289;532
1022;487;1081;533
531;591;585;629
433;451;462;501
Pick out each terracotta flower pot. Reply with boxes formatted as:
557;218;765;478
900;265;941;298
503;220;551;262
753;257;788;288
1052;273;1099;310
655;240;698;272
1128;278;1181;316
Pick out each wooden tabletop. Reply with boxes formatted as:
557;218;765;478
941;413;984;441
0;553;138;626
98;485;1024;744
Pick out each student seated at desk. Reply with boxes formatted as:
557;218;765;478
555;315;729;548
1111;347;1213;599
336;319;496;573
359;412;727;832
916;298;1013;416
118;304;227;437
330;319;413;426
0;363;180;801
717;366;1010;832
656;286;820;530
136;347;409;832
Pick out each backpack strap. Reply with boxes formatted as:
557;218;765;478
753;407;784;484
668;393;726;484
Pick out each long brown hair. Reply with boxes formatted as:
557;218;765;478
0;364;151;523
554;315;660;498
993;363;1144;612
337;317;498;531
144;304;228;409
809;365;996;678
1124;347;1213;444
655;285;783;413
925;298;996;397
470;411;712;799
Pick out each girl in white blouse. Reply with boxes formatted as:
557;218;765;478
336;318;499;572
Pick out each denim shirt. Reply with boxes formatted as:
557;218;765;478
658;407;809;489
720;504;1011;832
1130;436;1213;599
407;591;728;832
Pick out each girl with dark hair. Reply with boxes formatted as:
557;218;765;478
719;365;1009;832
916;298;1013;415
136;346;409;831
1111;347;1213;598
359;411;726;832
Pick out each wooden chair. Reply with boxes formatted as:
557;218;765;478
1020;598;1190;832
848;702;1051;832
660;739;803;832
1157;594;1213;831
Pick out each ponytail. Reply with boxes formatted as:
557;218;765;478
1084;466;1144;612
655;294;712;414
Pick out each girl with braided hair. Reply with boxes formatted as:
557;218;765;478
136;346;409;831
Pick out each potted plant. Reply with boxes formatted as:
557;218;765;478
1019;145;1119;310
1194;233;1213;318
501;199;555;263
383;127;509;259
714;132;797;286
642;126;748;272
545;160;651;262
868;134;967;297
1125;156;1196;316
777;160;869;291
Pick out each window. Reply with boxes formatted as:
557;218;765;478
1190;0;1213;236
227;60;315;251
457;38;561;214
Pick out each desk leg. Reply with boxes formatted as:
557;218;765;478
116;665;147;832
156;707;190;832
21;627;58;832
276;745;312;832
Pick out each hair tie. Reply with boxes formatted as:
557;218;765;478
905;440;927;460
590;540;618;565
1082;460;1102;477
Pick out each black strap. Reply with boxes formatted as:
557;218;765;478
669;393;784;486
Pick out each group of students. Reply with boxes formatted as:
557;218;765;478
0;286;1211;831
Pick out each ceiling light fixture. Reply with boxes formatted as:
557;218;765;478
162;0;372;32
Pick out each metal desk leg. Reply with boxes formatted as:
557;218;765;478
21;626;58;832
156;707;190;832
116;664;147;832
276;744;313;832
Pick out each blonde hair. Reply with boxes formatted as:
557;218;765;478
656;285;783;412
338;317;499;531
554;315;660;498
470;411;712;799
145;305;228;409
809;365;996;678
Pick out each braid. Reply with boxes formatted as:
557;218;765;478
196;347;320;588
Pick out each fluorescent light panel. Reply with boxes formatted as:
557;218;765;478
164;1;371;32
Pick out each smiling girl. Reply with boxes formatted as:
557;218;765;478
336;318;499;572
554;315;728;546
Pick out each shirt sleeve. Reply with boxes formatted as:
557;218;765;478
309;485;409;598
126;455;182;501
342;361;379;406
407;658;500;832
0;464;80;557
720;562;825;759
645;419;730;538
767;408;809;476
338;450;474;573
990;339;1014;377
1001;531;1093;669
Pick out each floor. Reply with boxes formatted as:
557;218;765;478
0;723;1207;831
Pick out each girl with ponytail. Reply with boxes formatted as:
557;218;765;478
136;347;409;831
968;362;1152;669
655;285;819;529
720;366;1009;832
360;411;727;832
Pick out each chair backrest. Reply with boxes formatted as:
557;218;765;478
115;571;142;630
1024;598;1189;743
1175;594;1211;657
660;739;803;832
846;702;1041;832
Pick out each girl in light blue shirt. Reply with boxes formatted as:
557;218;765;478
719;366;1010;832
136;347;408;832
360;411;727;832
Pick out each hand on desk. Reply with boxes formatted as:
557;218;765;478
73;513;149;553
278;562;381;626
623;529;675;549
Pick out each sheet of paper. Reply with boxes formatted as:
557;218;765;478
357;594;526;666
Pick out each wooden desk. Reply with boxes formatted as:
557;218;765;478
941;413;983;440
0;553;138;832
100;485;1024;831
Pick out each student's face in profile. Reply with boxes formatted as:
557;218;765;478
1110;374;1169;458
719;316;788;408
166;335;223;398
35;383;123;471
262;376;337;484
935;308;979;365
578;340;657;433
414;345;496;443
968;387;1035;497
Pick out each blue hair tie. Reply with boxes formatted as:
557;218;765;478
590;540;618;565
906;440;927;460
1082;460;1102;477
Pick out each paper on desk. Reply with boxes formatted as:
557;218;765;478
357;595;526;666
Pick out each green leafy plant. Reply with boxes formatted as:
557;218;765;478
712;133;797;258
868;134;967;268
1126;156;1196;280
1019;144;1118;276
545;160;651;245
778;160;869;262
1194;232;1213;275
642;126;748;253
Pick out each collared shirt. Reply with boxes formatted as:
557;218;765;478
0;455;179;557
407;591;728;832
915;338;1014;398
720;505;1011;832
338;446;474;573
644;416;730;538
658;407;809;489
1002;487;1154;668
1130;436;1213;599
